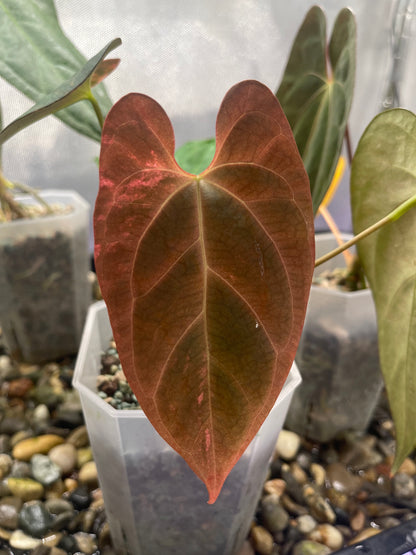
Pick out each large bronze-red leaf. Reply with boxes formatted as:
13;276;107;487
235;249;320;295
94;80;314;503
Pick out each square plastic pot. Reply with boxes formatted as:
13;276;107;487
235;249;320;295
0;190;90;362
285;233;384;442
73;300;301;555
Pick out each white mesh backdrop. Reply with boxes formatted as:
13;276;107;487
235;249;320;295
0;0;411;244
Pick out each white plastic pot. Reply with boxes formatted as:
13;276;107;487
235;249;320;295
285;232;384;442
73;300;301;555
0;189;90;362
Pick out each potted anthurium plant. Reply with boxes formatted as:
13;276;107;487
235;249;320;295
274;6;416;471
71;5;416;555
74;78;314;554
0;21;121;362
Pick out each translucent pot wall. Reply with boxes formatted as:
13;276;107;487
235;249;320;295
285;233;384;442
73;301;301;555
0;190;90;363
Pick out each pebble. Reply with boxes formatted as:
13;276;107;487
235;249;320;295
0;434;10;453
303;485;336;524
398;457;416;476
292;540;331;555
69;485;91;511
10;429;33;448
0;525;11;541
349;527;381;543
12;435;65;461
373;515;401;529
48;443;77;475
263;478;286;497
78;461;98;487
6;377;34;398
0;454;12;479
44;498;74;515
339;435;383;469
290;461;308;485
250;525;274;555
275;430;301;461
77;446;93;468
260;493;289;532
42;531;63;548
74;531;98;554
310;463;326;488
281;493;309;516
325;462;362;494
9;528;42;549
32;404;50;427
67;426;89;449
297;514;317;535
19;500;54;537
31;454;61;486
0;499;19;529
6;477;44;501
0;356;17;380
11;460;32;478
392;472;416;499
350;508;366;532
57;533;78;553
308;523;343;550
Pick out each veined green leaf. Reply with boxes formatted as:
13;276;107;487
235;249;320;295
277;6;356;214
175;138;216;174
0;39;121;145
351;108;416;470
0;0;115;141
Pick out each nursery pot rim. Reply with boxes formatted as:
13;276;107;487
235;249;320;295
73;300;302;420
1;189;89;228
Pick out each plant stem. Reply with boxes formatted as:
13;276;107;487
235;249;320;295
318;205;354;266
88;92;104;130
315;193;416;267
0;170;27;219
345;124;353;166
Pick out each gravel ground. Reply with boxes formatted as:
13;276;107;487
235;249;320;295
0;335;415;554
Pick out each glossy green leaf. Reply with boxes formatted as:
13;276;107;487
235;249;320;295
277;6;356;214
94;80;315;503
0;39;121;145
0;0;115;141
351;109;416;470
175;138;216;174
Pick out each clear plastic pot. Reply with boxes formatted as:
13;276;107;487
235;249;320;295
0;190;90;362
285;233;384;442
73;300;301;555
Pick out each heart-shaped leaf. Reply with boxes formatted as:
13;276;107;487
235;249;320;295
0;0;114;141
277;6;356;214
351;109;416;470
0;39;121;145
94;80;315;503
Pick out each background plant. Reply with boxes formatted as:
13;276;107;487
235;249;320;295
0;38;120;220
0;0;114;142
175;6;416;476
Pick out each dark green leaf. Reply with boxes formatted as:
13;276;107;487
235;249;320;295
277;6;356;214
351;108;416;470
0;39;121;145
175;138;216;174
0;0;115;141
